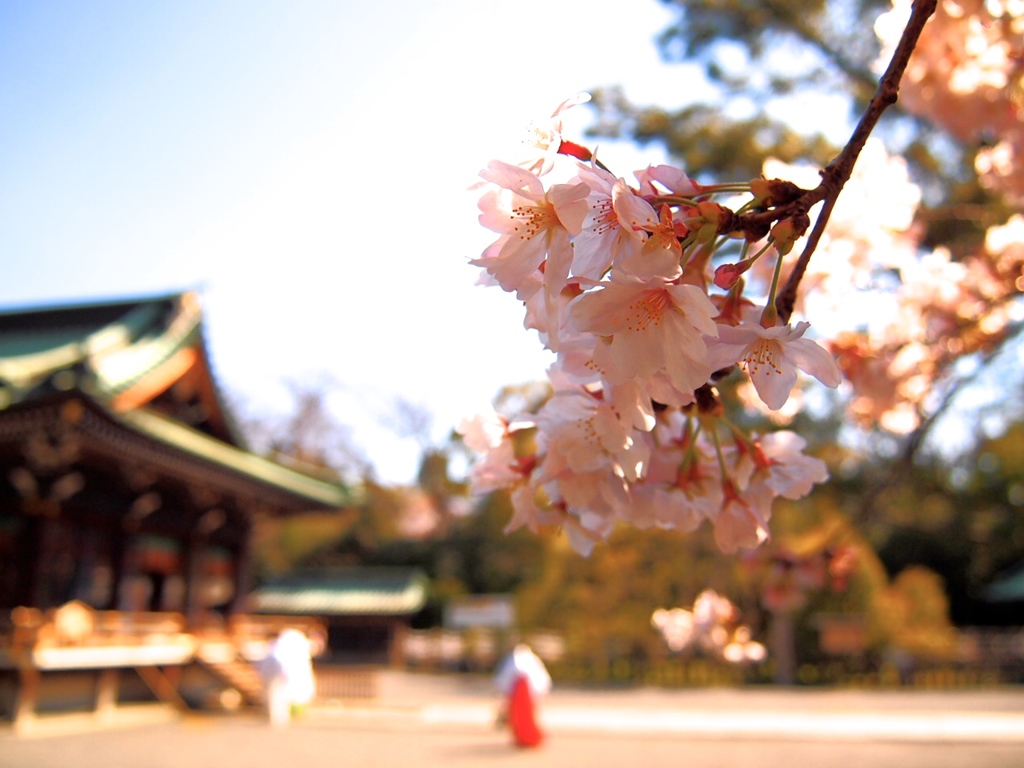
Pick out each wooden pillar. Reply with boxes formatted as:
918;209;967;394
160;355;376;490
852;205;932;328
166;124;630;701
95;668;119;716
147;573;167;612
13;667;40;732
228;522;253;616
27;516;60;609
14;515;42;607
770;610;797;686
106;528;128;611
182;534;207;623
388;624;401;668
70;528;99;603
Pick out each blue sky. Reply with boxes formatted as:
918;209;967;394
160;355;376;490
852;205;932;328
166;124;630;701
9;1;855;483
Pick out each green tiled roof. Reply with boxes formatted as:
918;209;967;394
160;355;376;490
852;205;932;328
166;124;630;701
0;292;200;400
118;405;354;508
0;292;357;512
983;564;1024;602
251;568;429;616
0;391;355;512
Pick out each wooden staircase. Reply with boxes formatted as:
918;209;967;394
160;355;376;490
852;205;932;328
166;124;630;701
190;616;327;709
195;641;266;706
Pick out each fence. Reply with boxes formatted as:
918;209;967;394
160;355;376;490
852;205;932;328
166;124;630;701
314;665;379;701
394;626;1024;689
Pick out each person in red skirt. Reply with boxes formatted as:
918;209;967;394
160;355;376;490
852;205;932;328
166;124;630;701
493;643;552;748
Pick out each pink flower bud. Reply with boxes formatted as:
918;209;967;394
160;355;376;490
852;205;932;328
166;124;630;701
556;139;592;162
714;262;747;289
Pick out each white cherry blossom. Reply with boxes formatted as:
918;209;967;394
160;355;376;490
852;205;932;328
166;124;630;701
474;159;588;299
705;320;842;410
569;276;719;391
572;165;646;280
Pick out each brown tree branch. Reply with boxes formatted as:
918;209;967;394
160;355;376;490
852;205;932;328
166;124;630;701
776;0;937;321
712;0;937;321
773;0;937;321
851;319;1024;528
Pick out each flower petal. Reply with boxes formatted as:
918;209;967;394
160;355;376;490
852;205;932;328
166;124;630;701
784;338;843;388
750;357;799;410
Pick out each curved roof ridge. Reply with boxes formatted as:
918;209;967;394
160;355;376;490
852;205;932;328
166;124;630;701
0;291;190;398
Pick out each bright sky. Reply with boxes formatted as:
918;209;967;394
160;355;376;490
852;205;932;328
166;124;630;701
2;0;716;482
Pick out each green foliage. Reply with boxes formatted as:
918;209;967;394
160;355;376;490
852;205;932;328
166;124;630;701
253;510;357;578
836;428;1024;626
656;0;885;101
982;422;1024;479
518;524;740;664
875;565;959;660
589;86;839;182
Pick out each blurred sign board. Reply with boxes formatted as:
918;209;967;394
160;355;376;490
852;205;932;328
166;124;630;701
445;594;515;629
814;614;866;655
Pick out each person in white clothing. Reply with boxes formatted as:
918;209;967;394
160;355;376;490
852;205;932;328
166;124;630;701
493;643;551;747
493;643;552;698
260;629;315;727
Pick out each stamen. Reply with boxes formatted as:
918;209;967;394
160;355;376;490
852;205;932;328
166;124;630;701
742;338;784;377
591;199;617;236
509;204;553;240
622;290;670;332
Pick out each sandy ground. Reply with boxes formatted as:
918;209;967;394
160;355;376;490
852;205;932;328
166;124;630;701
2;672;1023;768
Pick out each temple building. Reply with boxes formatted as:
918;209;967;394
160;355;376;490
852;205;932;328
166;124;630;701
251;566;429;666
0;292;355;728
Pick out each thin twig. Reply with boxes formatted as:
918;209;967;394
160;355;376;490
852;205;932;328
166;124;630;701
901;320;1024;464
774;194;836;322
774;0;937;320
717;0;937;320
774;0;937;321
852;319;1024;528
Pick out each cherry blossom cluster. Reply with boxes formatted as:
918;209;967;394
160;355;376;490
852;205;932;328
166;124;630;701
459;96;839;556
872;0;1024;431
742;143;1024;434
830;216;1024;433
742;544;858;614
651;589;767;664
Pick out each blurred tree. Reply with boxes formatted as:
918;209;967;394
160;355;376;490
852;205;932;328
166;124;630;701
585;0;1023;471
875;565;960;661
575;0;1024;601
588;0;1013;248
239;378;371;480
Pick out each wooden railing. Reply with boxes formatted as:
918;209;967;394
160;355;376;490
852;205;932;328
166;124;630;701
226;614;325;644
0;604;323;659
1;602;192;665
0;603;331;731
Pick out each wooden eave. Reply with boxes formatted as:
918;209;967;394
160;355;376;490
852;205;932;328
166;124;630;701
0;392;352;515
